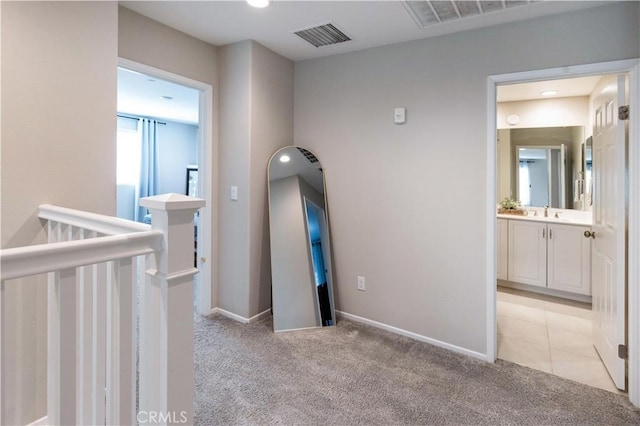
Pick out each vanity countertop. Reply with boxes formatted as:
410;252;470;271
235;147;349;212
497;209;593;226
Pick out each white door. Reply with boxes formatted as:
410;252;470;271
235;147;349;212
591;74;627;390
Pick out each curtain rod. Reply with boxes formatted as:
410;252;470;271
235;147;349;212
117;114;167;125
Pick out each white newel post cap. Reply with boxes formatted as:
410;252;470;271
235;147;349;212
140;193;205;274
139;193;205;211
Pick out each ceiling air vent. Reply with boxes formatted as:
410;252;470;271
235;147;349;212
296;147;319;164
403;0;534;29
293;23;352;48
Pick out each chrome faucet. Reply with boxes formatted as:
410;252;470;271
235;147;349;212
544;206;549;217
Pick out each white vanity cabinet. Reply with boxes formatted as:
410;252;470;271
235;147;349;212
508;220;547;288
547;223;591;295
502;218;592;297
497;219;509;280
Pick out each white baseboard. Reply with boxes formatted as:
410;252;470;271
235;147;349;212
199;308;218;316
247;308;271;323
336;310;488;361
498;280;592;304
26;416;47;426
212;307;271;324
274;325;322;333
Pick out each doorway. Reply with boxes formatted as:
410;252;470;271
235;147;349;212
486;59;640;407
495;74;619;392
117;58;215;315
304;198;334;326
116;67;200;222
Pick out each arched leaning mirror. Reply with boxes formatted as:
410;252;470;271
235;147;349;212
268;146;335;332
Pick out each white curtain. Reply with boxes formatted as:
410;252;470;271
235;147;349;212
136;118;159;222
519;160;531;206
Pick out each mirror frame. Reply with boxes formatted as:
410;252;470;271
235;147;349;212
267;146;336;332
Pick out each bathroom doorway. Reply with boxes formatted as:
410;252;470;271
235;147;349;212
488;61;640;398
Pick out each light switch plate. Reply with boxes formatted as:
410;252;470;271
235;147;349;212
230;185;238;201
357;275;365;291
394;107;406;124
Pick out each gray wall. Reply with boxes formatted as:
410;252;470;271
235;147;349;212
293;2;640;354
157;121;198;196
1;2;118;423
218;41;252;316
249;42;295;318
118;7;219;87
497;129;512;202
270;175;319;330
218;40;294;319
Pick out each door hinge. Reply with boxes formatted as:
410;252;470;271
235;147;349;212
618;344;628;360
619;105;629;120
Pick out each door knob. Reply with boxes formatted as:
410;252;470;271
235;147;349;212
584;230;596;239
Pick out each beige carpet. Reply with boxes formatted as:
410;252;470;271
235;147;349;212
194;313;640;425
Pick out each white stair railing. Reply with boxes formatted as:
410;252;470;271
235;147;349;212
0;193;204;425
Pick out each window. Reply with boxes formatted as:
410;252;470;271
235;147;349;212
117;117;141;186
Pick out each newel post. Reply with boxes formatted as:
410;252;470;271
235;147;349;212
138;194;204;425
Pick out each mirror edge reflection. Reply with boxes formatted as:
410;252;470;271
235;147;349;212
267;146;336;332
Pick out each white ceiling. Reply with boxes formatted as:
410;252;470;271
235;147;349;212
117;67;200;124
120;0;608;62
497;75;602;102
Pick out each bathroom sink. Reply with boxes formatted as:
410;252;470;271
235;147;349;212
497;213;592;226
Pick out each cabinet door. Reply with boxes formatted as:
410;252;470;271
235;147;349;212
508;220;547;287
496;219;508;280
547;224;591;295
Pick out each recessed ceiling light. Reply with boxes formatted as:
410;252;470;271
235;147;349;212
279;155;290;163
247;0;269;8
540;90;558;97
161;95;174;100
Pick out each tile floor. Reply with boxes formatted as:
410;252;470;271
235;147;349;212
497;287;623;394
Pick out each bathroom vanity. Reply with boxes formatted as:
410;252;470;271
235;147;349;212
497;209;592;300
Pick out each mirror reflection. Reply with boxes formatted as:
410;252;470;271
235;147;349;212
497;126;591;210
583;136;593;209
268;146;335;332
517;146;565;208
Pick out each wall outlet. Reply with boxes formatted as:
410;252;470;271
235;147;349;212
357;275;365;291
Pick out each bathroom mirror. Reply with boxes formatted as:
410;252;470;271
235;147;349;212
497;126;589;210
583;136;593;209
516;145;566;208
267;146;335;332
